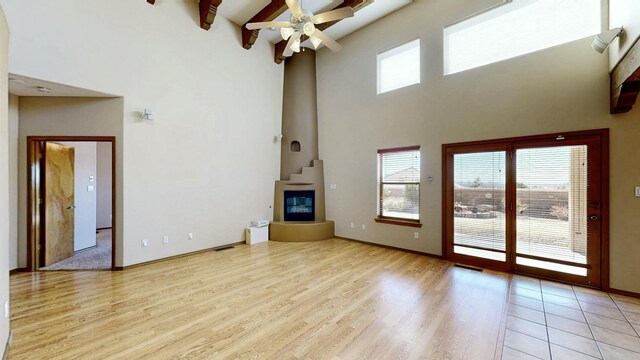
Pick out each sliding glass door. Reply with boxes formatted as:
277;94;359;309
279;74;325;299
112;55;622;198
444;131;607;288
450;149;508;269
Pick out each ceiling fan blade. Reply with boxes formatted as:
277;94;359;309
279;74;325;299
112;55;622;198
285;0;303;18
314;29;342;52
312;7;354;24
245;21;290;30
283;32;301;57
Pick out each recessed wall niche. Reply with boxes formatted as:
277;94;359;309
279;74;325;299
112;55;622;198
290;141;301;152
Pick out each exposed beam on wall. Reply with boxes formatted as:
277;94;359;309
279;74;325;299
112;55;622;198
274;0;368;64
199;0;223;31
611;38;640;114
242;0;289;50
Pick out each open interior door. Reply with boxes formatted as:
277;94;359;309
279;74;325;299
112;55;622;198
44;142;75;266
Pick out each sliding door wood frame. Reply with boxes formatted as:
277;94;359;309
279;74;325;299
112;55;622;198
443;143;511;273
442;129;609;290
27;136;117;271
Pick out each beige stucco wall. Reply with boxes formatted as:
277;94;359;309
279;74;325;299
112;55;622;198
0;2;11;355
609;0;640;70
8;94;17;270
317;0;640;293
281;50;319;180
96;142;112;230
6;0;283;267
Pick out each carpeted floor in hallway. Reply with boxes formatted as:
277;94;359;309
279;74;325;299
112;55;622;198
40;229;112;270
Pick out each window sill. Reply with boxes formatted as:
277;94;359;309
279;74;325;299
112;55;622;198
374;218;423;228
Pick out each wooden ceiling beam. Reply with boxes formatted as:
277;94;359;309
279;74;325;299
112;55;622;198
242;0;289;50
274;0;368;64
611;38;640;114
199;0;223;31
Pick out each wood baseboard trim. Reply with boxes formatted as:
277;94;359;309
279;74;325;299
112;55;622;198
336;236;443;260
115;241;247;271
608;287;640;299
9;268;27;275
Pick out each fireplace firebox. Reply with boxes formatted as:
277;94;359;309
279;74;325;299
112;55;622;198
284;190;315;221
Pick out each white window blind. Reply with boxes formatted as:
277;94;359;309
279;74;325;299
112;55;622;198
377;39;421;94
378;147;420;221
444;0;601;75
515;145;588;276
453;151;506;261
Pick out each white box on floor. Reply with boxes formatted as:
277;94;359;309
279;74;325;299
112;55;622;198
245;225;269;245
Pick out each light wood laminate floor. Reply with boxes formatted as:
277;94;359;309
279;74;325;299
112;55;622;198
8;239;640;359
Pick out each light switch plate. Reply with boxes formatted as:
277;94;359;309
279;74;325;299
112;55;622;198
87;185;94;192
163;236;169;244
636;187;640;197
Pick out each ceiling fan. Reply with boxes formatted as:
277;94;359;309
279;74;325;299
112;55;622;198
246;0;354;58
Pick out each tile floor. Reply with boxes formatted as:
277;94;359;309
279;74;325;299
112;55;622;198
502;276;640;360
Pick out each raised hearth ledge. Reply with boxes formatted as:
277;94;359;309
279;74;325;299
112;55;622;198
269;221;335;242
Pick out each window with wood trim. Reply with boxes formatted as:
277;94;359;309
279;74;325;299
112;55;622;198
377;146;421;222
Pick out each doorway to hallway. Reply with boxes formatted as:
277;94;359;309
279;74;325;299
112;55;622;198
27;136;116;271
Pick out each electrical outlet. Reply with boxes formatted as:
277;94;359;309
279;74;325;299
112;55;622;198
163;236;169;244
188;232;194;240
350;222;354;229
330;184;337;190
142;239;148;247
414;232;419;239
361;224;366;230
4;300;8;318
636;186;640;197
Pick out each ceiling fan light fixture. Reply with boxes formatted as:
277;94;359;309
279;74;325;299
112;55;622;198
246;0;352;58
303;22;316;36
281;27;296;40
310;35;322;49
291;38;301;53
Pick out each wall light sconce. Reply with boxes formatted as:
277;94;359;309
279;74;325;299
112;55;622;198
592;27;623;54
142;108;154;121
